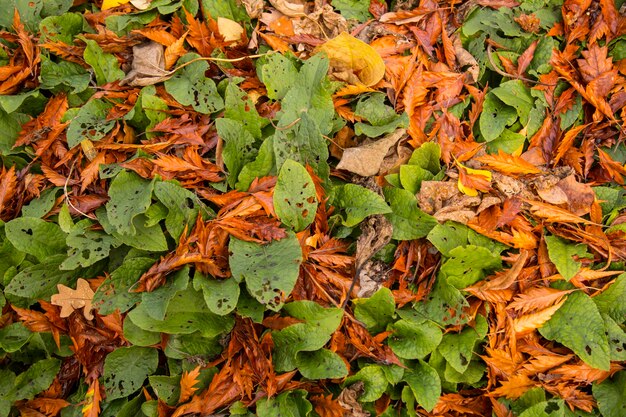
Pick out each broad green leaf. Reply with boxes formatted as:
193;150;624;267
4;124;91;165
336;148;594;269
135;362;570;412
403;360;441;412
223;82;265;139
200;0;250;22
334;183;391;227
274;159;318;232
236;290;265;324
0;323;32;353
261;53;299;100
0;0;43;31
296;349;348;379
128;287;234;337
0;237;25;281
273;112;329;177
539;292;610;370
399;164;433;194
355;112;408;138
141;267;190;321
61;229;119;270
123;316;161;347
354;287;395;334
0;90;46;114
479;93;517;141
164;54;223;114
229;233;302;311
486;128;526;154
344;365;387;402
216;118;258;187
544;235;591;280
21;187;61;218
408;142;441;174
4;255;78;303
518;400;565;417
603;314;626;361
256;390;312;417
0;369;15;416
440;245;502;289
438;315;488;373
414;276;469;327
236;136;275;191
384;187;437;240
593;371;626;417
387;319;442;359
5;217;67;261
272;301;343;372
492;80;535;124
195;272;239;316
427;222;469;257
444;358;485;385
154;181;208;242
66;99;115;148
39;13;84;44
103;346;158;400
93;257;154;315
149;375;180;406
9;358;60;401
83;39;124;85
98;211;168;252
0;109;29;154
331;0;372;21
164;332;223;360
593;273;626;322
105;171;155;236
355;93;398;126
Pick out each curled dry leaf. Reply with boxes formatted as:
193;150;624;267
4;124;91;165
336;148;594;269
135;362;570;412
242;0;264;19
337;382;369;417
269;0;306;17
121;41;173;87
336;129;405;176
317;32;386;86
452;35;479;83
130;0;152;10
50;278;95;320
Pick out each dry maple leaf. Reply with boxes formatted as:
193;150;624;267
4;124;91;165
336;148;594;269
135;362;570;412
51;278;95;320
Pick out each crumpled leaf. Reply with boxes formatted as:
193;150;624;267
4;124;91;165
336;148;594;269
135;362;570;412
317;32;386;86
336;129;405;176
121;42;172;87
50;278;95;320
269;0;306;16
217;17;244;43
457;162;493;197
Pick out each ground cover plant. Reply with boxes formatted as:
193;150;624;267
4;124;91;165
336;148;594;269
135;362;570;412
1;0;626;415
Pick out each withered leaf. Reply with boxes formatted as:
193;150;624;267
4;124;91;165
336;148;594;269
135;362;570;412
50;278;95;320
121;42;173;87
336;129;405;176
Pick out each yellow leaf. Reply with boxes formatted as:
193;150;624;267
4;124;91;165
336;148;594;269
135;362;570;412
456;161;492;196
217;17;244;43
316;32;385;87
101;0;131;10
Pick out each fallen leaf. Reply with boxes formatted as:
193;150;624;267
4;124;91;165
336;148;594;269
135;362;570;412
50;278;95;320
217;17;245;43
337;382;369;417
453;35;479;83
477;150;542;175
317;32;386;86
336;129;405;176
312;394;344;417
102;0;131;9
457;162;492;196
269;0;306;16
164;32;188;70
242;0;264;19
130;0;152;9
121;42;173;86
179;366;201;404
512;298;566;335
82;380;101;417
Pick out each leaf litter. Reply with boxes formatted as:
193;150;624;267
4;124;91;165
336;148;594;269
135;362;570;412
0;0;626;416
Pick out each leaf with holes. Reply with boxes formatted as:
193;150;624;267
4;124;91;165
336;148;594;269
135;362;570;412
274;159;318;232
102;346;158;400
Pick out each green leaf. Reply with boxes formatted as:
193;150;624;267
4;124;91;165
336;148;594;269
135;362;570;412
140;267;190;321
0;323;32;353
236;136;275;191
272;301;343;372
399;165;433;194
256;390;312;417
354;287;395;334
593;371;626;417
491;80;535;125
0;109;29;154
539;292;610;371
128;286;234;337
479;93;518;141
223;82;265;139
154;181;208;242
355;112;408;138
427;222;469;257
61;228;120;270
261;53;299;100
97;211;168;252
66;99;115;149
387;318;442;359
229;233;302;311
331;0;372;22
5;217;67;261
334;183;391;227
195;272;239;316
164;54;223;114
438;315;488;373
0;369;16;416
0;0;42;31
518;400;565;417
384;187;437;240
296;349;348;379
440;245;502;289
544;235;591;280
103;346;159;400
444;358;485;385
603;314;626;361
164;332;223;360
216;118;258;187
83;39;124;85
414;276;470;327
149;375;180;406
123;315;161;347
403;360;441;412
21;187;61;218
274;159;318;232
593;273;626;322
4;255;79;303
93;257;155;315
344;365;387;402
355;93;397;126
39;13;84;44
408;142;441;174
105;171;155;236
200;0;250;21
9;358;60;401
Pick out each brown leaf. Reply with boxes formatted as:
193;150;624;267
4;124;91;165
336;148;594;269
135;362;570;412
121;42;172;87
50;278;95;320
25;398;70;416
82;379;101;417
453;35;479;83
0;166;17;219
507;287;573;314
178;366;201;404
524;199;594;225
336;129;405;176
477;150;542;175
164;32;188;70
269;0;306;16
512;298;566;335
337;382;369;417
491;374;535;399
311;394;344;417
217;18;244;43
577;44;613;83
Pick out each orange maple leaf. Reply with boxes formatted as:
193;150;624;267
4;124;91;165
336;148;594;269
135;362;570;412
178;366;201;404
477;150;542;175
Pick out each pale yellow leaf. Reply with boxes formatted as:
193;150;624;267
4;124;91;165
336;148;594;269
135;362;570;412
217;17;244;43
